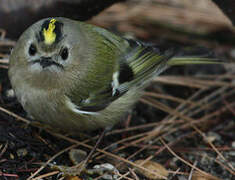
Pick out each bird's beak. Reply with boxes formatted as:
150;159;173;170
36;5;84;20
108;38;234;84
39;57;54;68
33;57;64;69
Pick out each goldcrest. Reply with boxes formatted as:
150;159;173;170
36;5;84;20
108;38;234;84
8;17;220;133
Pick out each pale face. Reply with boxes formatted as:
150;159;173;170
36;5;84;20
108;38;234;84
10;18;89;86
9;18;88;89
19;18;72;75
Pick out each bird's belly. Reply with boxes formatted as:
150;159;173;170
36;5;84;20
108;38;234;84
16;87;61;124
14;85;141;133
14;86;104;132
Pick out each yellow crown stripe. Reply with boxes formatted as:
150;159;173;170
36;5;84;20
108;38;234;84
43;19;57;45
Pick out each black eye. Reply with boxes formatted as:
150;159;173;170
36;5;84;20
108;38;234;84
29;44;37;56
60;47;69;60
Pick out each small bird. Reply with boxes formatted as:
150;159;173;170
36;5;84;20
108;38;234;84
8;17;221;133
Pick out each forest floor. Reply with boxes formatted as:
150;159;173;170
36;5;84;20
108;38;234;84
0;0;234;179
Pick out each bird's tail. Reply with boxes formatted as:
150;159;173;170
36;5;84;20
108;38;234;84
167;57;223;66
166;46;224;66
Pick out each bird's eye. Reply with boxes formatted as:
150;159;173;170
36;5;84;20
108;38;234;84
28;44;37;56
60;47;69;60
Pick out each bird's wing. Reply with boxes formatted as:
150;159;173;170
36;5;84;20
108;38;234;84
67;39;175;114
66;33;224;115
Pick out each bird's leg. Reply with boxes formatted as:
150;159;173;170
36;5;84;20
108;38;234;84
77;127;109;174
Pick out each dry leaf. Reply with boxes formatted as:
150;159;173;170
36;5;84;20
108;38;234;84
66;176;82;180
134;159;168;179
69;149;87;165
